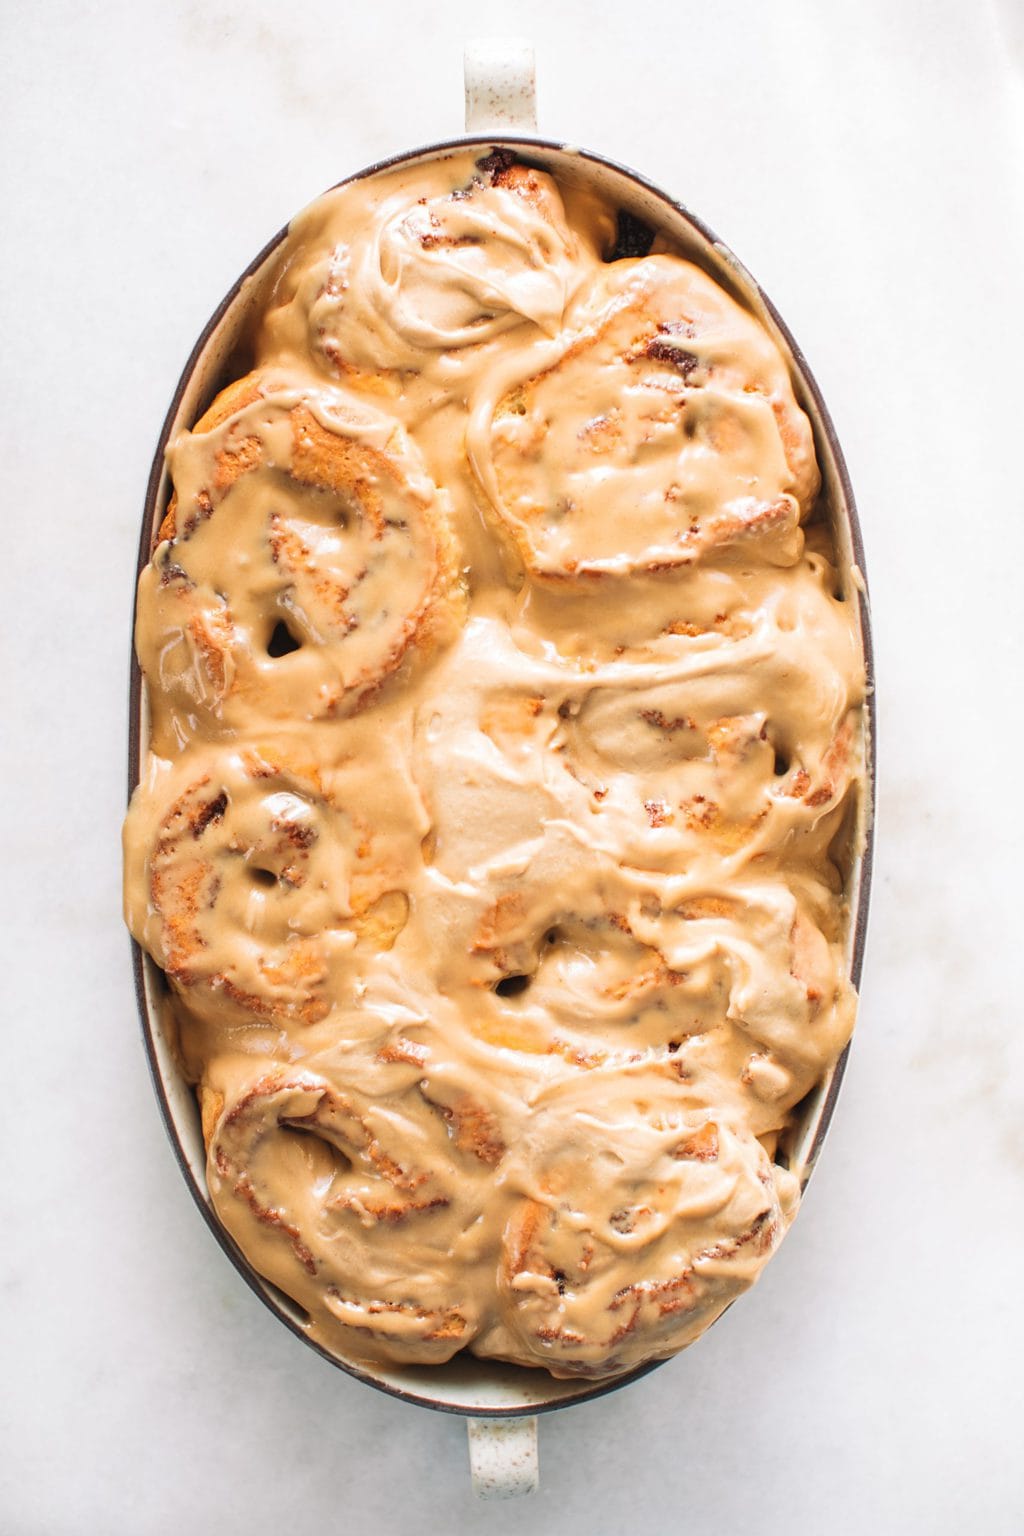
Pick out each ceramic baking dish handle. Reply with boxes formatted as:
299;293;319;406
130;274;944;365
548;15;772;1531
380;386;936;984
462;39;540;1498
464;38;537;133
467;1416;539;1498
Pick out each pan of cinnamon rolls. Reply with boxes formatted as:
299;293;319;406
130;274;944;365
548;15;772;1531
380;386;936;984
125;132;873;1420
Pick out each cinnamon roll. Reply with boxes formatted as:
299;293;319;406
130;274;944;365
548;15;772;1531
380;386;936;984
482;1071;798;1377
205;1068;485;1365
124;741;423;1033
261;150;581;379
428;818;853;1123
136;372;461;746
554;566;863;876
469;254;819;579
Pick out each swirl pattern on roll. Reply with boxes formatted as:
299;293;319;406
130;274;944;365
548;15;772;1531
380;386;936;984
136;372;462;743
205;1068;484;1363
469;255;819;578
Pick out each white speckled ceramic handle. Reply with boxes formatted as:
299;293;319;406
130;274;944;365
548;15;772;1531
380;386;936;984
462;42;539;1499
467;1416;539;1498
464;39;537;132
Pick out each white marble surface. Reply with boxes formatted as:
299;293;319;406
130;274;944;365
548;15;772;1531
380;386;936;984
2;1;1023;1530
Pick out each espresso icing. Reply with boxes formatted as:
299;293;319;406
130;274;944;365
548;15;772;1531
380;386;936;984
124;149;866;1380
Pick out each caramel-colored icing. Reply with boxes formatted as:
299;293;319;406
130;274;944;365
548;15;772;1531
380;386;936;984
124;149;866;1380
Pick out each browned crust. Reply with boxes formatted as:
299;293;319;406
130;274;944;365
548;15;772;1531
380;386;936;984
157;374;265;543
438;1096;506;1167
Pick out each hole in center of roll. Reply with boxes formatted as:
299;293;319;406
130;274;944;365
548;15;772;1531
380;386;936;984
773;751;790;777
250;867;278;888
267;619;302;658
606;209;656;262
281;1118;354;1193
495;973;532;999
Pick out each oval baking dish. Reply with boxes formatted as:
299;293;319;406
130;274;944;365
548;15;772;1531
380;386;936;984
126;48;874;1495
